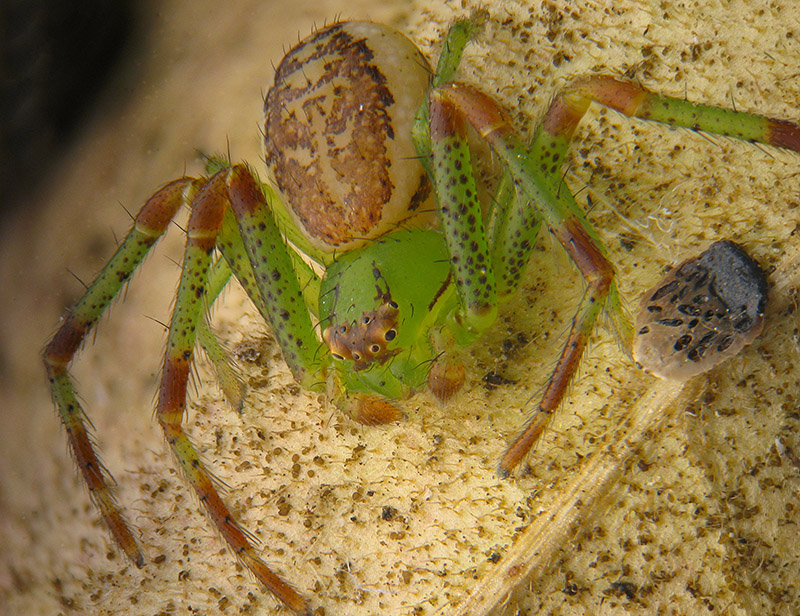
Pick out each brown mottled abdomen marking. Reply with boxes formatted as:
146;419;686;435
264;22;433;253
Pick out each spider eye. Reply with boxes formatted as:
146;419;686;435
352;352;361;361
331;353;344;361
388;300;399;309
337;325;348;335
384;329;396;341
361;316;372;325
370;344;381;353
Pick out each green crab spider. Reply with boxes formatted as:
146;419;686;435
43;16;800;615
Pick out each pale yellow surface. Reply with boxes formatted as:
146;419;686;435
2;1;799;615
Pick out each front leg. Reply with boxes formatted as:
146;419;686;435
499;215;616;475
428;88;498;341
155;167;314;615
430;84;620;476
43;178;197;568
431;75;800;476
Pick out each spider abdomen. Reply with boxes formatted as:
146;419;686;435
264;21;433;253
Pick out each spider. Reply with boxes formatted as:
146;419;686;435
43;15;799;615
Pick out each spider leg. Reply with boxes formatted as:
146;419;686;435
221;166;326;387
538;75;800;154
197;195;324;410
412;14;484;179
498;222;614;475
46;165;316;615
431;76;800;476
43;177;198;566
155;166;314;615
428;87;498;340
430;84;617;476
501;76;800;471
195;256;248;411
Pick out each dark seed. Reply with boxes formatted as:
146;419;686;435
677;304;701;317
650;280;680;301
717;335;734;352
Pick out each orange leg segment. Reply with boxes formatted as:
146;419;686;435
154;168;312;615
43;178;195;566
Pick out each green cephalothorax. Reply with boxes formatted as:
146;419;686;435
44;12;800;615
319;228;456;399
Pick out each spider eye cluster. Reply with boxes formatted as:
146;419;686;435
633;240;768;380
323;297;400;369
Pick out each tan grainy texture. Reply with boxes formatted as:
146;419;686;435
1;1;798;615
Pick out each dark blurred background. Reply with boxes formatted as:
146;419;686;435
1;0;133;214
